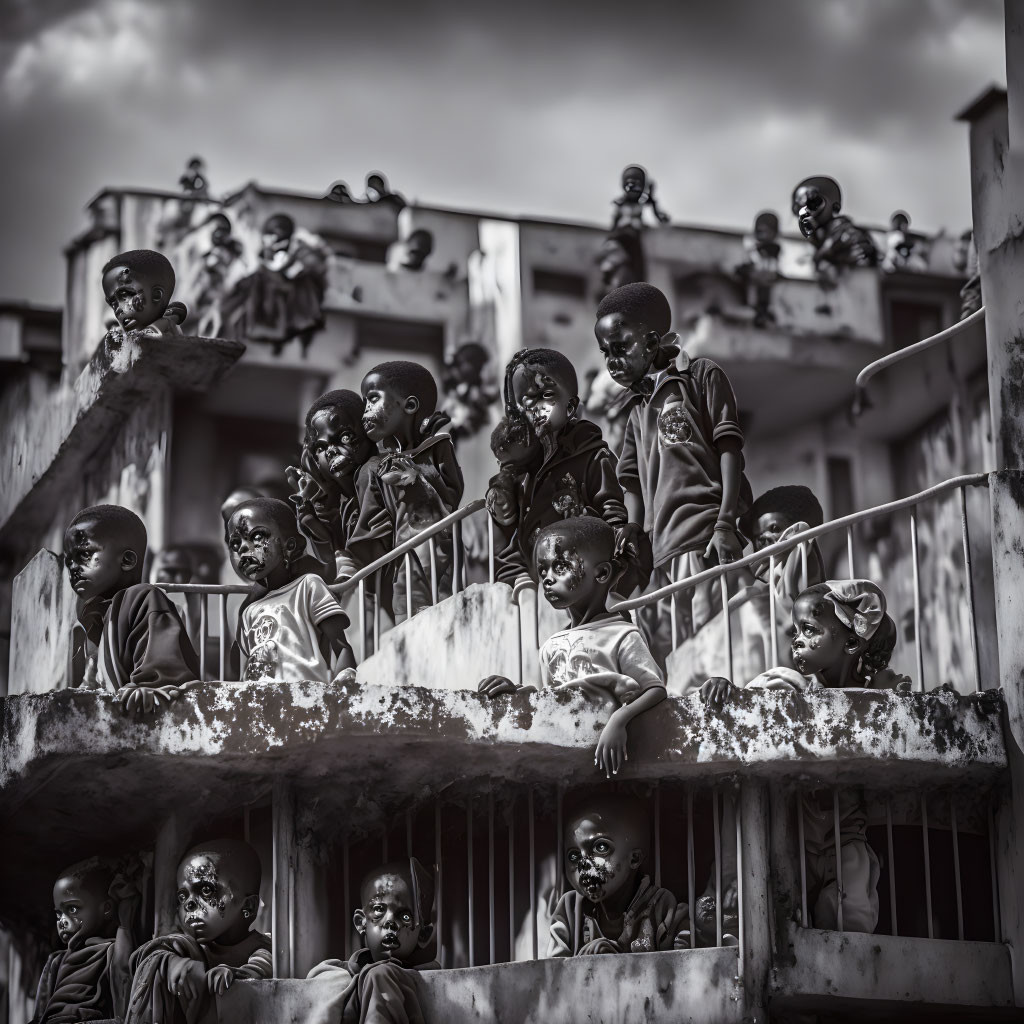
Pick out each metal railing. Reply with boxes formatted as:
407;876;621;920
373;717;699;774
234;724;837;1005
610;472;990;692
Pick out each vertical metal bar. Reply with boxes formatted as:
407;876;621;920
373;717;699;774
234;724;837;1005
653;783;662;889
406;809;414;859
435;799;444;969
886;800;898;936
910;508;925;691
556;786;564;899
686;787;696;949
959;487;983;692
720;575;733;682
508;798;516;961
529;788;538;960
288;856;296;979
358;579;366;663
988;801;1001;942
833;789;844;932
488;516;496;584
736;787;744;968
428;537;438;605
799;540;809;591
951;797;964;941
713;790;722;947
768;554;778;666
669;592;678;653
342;841;350;958
846;525;855;576
271;803;278;975
488;791;496;966
453;519;461;596
467;800;475;967
218;593;227;680
373;573;381;653
199;594;207;681
516;602;524;688
404;552;413;622
797;794;808;928
922;797;933;939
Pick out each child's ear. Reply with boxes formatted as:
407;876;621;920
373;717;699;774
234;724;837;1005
242;894;259;920
101;897;115;919
151;285;165;305
566;396;580;419
353;908;366;936
284;535;302;557
844;634;866;655
628;848;644;871
659;331;680;349
416;922;434;949
121;549;139;572
403;395;421;416
594;559;614;584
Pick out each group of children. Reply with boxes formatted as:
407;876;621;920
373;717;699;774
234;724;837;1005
58;255;955;1020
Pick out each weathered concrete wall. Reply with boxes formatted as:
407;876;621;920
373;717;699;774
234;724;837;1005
220;948;742;1024
772;925;1014;1013
8;551;74;697
358;583;521;690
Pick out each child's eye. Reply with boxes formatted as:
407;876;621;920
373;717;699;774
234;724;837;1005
567;849;581;864
593;840;611;854
177;891;187;903
401;912;412;923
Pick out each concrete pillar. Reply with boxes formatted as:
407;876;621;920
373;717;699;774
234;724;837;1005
8;550;74;696
960;7;1024;1003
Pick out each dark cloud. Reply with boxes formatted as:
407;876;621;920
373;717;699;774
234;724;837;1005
0;0;1004;304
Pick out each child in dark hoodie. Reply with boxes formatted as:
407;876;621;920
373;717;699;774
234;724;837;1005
494;348;647;590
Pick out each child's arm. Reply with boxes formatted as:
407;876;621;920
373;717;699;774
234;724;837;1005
319;614;356;671
614;414;646;558
479;675;536;697
432;438;465;512
703;440;745;564
594;685;667;778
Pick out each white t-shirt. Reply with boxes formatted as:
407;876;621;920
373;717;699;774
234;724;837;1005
239;574;347;683
539;613;664;704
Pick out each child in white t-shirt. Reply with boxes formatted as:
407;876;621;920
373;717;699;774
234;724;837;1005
226;498;355;683
479;516;666;777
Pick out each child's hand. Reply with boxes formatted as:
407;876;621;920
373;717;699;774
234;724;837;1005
700;677;735;711
704;527;744;566
117;684;181;715
479;676;519;698
614;523;644;560
485;484;517;528
595;718;629;778
165;955;204;1002
206;964;235;996
578;938;619;955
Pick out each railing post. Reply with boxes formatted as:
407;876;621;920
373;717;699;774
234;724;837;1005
738;782;771;1022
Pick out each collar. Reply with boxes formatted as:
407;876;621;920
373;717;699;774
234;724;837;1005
628;354;691;405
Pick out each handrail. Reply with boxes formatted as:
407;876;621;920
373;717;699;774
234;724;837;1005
855;307;985;393
610;472;989;611
334;498;487;596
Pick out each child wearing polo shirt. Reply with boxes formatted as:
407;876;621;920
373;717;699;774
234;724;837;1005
595;282;752;662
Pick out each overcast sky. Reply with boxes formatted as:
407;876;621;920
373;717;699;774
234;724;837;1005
0;0;1005;306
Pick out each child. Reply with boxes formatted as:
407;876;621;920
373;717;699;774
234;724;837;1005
64;505;200;714
595;282;752;661
125;840;271;1024
494;347;631;587
286;389;379;581
355;360;464;621
739;484;826;650
485;415;542;530
226;497;355;682
700;580;906;935
31;859;137;1024
307;858;437;1024
479;517;665;778
549;794;689;955
101;249;187;341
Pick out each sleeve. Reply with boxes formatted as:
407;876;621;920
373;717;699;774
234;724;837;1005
304;575;349;627
235;938;273;980
616;408;641;493
547;892;576;957
346;469;394;567
494;528;529;585
616;629;665;691
538;639;555;690
585;446;628;527
432;437;465;513
698;361;744;449
124;588;200;689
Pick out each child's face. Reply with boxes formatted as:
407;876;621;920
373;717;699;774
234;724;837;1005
53;875;111;946
361;372;416;443
176;853;250;946
492;427;539;471
595;314;661;387
226;505;292;583
790;593;853;676
565;811;642;906
357;873;423;963
153;549;192;586
510;364;576;438
792;185;833;238
534;532;609;611
64;521;135;601
102;265;165;332
621;169;645;195
752;511;794;551
309;408;371;483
